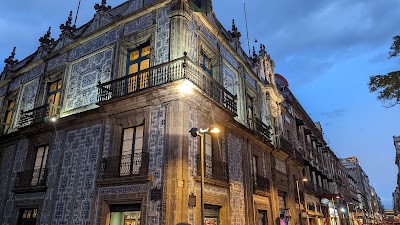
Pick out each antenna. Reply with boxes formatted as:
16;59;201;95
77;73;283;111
74;0;82;27
243;0;251;56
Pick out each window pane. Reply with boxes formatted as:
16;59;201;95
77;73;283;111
123;128;134;141
9;101;15;109
49;82;57;92
48;94;55;104
57;80;63;89
140;59;150;70
136;126;144;138
54;92;60;105
130;50;139;61
134;137;143;152
129;64;138;75
5;112;12;124
122;140;133;154
142;46;150;57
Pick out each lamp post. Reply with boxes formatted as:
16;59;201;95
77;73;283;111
296;178;308;225
190;125;220;225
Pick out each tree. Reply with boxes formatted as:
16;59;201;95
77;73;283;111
368;35;400;108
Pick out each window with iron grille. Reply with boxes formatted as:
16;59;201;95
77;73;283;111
120;125;144;176
31;145;49;186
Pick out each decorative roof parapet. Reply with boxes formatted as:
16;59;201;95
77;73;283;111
59;11;76;34
39;27;55;45
4;47;18;68
94;0;111;12
228;19;241;40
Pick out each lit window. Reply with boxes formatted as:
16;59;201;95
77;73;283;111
3;100;15;133
18;208;38;224
120;126;144;176
108;204;141;225
31;145;49;186
247;96;254;128
126;44;150;92
205;133;213;176
47;79;62;118
200;51;212;76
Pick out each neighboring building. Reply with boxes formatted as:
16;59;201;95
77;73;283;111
0;1;384;225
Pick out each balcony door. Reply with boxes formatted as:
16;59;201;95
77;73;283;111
126;43;150;93
3;100;15;134
47;79;62;118
120;126;144;176
31;145;48;186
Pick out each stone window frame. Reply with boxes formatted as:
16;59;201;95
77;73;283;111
117;27;156;80
96;190;148;225
109;110;150;158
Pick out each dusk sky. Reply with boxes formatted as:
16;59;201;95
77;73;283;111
1;0;400;208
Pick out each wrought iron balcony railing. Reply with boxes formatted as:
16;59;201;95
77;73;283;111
304;182;316;192
19;104;60;128
196;154;229;182
98;55;237;114
99;152;149;179
292;150;303;164
279;136;293;156
14;168;48;190
253;118;271;140
253;174;270;191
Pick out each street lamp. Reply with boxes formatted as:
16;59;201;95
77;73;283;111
189;125;220;225
296;178;308;225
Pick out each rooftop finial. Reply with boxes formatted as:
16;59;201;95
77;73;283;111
251;46;258;64
4;47;18;66
94;0;111;12
39;27;54;45
259;43;266;55
60;11;76;33
228;19;241;39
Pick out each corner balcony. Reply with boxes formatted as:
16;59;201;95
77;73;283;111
97;55;237;115
19;104;60;128
13;168;48;193
279;136;294;156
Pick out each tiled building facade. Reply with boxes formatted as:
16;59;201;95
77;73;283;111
0;0;383;225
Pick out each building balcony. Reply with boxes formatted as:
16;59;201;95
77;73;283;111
19;103;60;128
98;55;237;115
253;174;270;192
98;153;149;183
252;118;271;141
279;136;293;156
292;150;304;164
196;154;229;183
14;168;48;193
304;182;316;193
